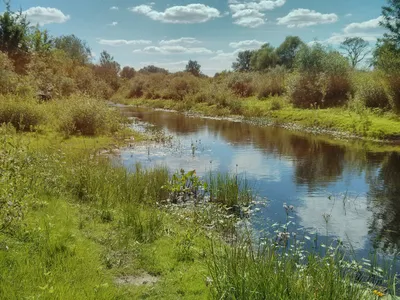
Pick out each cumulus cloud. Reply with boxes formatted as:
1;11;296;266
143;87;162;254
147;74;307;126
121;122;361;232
315;16;384;45
97;39;152;46
133;45;213;54
277;8;338;28
22;7;70;26
229;0;285;28
159;37;201;46
229;40;264;49
129;3;220;23
110;6;119;10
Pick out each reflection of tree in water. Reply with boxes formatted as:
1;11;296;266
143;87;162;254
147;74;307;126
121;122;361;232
368;152;400;253
291;137;346;190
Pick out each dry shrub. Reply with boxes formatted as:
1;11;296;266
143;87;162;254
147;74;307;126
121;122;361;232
387;76;400;112
163;74;201;100
224;73;255;97
255;67;286;99
0;52;19;94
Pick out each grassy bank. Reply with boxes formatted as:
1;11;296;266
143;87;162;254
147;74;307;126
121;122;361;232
115;96;400;142
0;97;398;299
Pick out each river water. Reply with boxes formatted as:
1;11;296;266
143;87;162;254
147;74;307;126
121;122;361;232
118;107;400;262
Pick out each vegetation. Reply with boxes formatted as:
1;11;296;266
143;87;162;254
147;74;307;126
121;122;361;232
0;0;400;299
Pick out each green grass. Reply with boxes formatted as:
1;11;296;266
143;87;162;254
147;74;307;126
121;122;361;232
118;97;400;143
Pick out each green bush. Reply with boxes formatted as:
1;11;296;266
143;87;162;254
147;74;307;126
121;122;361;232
255;67;286;99
354;72;390;109
163;74;201;100
58;96;121;136
288;44;351;108
225;73;255;97
0;97;44;131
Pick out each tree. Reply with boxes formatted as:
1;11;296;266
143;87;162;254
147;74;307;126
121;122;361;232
250;43;279;71
276;36;304;69
30;27;53;54
185;60;201;76
99;50;120;73
232;50;253;72
340;37;370;68
54;34;92;64
380;0;400;48
139;65;169;74
0;1;30;72
93;50;121;91
120;66;136;79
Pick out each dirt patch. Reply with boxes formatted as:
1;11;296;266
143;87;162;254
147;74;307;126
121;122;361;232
115;273;159;286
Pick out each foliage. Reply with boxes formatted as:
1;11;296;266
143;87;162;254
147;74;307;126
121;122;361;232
120;66;135;79
340;37;370;68
354;72;391;109
380;0;400;47
251;43;279;71
232;50;254;72
58;96;121;136
93;50;121;91
0;97;44;131
225;72;255;97
185;60;201;77
53;34;92;65
276;36;304;69
139;65;169;74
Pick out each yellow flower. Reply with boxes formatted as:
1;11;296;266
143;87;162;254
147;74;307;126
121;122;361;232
373;289;385;297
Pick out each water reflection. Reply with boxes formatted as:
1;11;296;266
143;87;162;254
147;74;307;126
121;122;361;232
120;108;400;255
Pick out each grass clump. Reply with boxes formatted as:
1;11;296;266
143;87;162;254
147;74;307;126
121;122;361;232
58;95;122;136
0;96;44;131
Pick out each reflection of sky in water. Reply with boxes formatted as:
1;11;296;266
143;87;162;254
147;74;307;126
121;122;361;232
118;108;400;261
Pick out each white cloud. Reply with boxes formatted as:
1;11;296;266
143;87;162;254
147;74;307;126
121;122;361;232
129;3;220;23
229;40;264;49
107;21;118;26
315;16;384;45
97;39;152;46
133;45;213;54
344;16;382;34
345;13;352;17
110;6;119;10
277;8;338;28
229;0;285;28
22;7;70;26
159;37;201;46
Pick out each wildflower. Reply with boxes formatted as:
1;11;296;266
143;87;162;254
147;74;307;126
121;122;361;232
373;290;385;297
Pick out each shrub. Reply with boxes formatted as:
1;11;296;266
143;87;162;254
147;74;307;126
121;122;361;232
288;44;351;108
255;67;286;99
354;72;390;109
0;52;19;94
225;73;255;97
0;97;44;131
163;74;201;100
58;96;121;136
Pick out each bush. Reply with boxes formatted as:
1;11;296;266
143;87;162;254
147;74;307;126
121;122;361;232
58;96;121;136
354;72;390;109
0;97;44;131
225;73;255;97
288;44;351;108
163;74;201;100
0;52;19;94
255;67;286;99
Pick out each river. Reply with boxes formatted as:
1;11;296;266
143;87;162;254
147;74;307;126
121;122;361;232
118;107;400;263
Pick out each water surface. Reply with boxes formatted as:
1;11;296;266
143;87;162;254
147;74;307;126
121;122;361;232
119;107;400;261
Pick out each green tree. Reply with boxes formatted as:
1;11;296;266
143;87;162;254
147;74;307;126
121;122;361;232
340;37;370;68
30;27;53;54
276;36;304;69
250;43;279;71
139;65;169;74
380;0;400;47
232;50;254;72
185;60;201;76
93;50;121;91
0;1;30;72
120;66;136;79
54;34;92;64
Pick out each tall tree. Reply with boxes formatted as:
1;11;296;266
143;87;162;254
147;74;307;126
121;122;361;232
54;34;92;64
380;0;400;47
185;60;201;76
0;1;30;72
93;50;121;90
30;27;53;54
340;37;370;68
232;50;253;72
250;43;279;71
276;36;304;69
139;65;169;74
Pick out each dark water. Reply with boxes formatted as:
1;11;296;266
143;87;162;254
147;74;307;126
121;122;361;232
119;107;400;261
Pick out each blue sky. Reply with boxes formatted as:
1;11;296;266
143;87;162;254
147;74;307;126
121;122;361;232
4;0;387;75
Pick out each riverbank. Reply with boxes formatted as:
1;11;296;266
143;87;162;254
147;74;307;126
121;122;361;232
113;96;400;148
0;97;397;299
